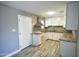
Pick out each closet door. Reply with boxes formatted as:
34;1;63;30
18;15;32;50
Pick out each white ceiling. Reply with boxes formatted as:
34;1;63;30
0;1;71;17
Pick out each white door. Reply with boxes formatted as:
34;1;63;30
18;15;32;50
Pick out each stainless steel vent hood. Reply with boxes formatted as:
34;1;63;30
34;17;43;27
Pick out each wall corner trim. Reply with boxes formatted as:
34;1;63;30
4;49;21;57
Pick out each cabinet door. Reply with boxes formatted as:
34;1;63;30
60;41;76;57
66;2;79;30
32;34;41;46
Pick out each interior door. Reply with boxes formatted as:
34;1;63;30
18;15;32;50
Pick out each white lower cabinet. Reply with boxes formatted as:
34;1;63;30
44;32;62;41
60;40;76;57
32;34;41;46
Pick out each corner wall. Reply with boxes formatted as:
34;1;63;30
0;4;37;56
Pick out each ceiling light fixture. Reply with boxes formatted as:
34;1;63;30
47;11;55;15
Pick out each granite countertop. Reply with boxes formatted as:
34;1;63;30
60;32;76;42
33;26;65;33
31;31;42;35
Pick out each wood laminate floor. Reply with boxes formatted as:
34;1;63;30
12;39;59;57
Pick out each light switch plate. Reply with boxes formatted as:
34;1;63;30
12;29;16;32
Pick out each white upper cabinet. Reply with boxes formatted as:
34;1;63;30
66;2;79;30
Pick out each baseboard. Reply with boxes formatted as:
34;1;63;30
4;49;21;57
4;44;32;57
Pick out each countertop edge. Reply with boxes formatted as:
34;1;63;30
59;38;76;43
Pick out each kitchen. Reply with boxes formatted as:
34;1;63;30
0;1;78;57
13;2;78;57
31;9;76;56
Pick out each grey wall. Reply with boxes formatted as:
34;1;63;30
77;12;79;56
77;31;79;56
0;4;37;56
76;2;79;57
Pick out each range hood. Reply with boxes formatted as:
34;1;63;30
34;17;43;27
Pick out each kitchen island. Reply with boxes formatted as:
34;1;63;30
59;31;77;57
60;32;76;42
